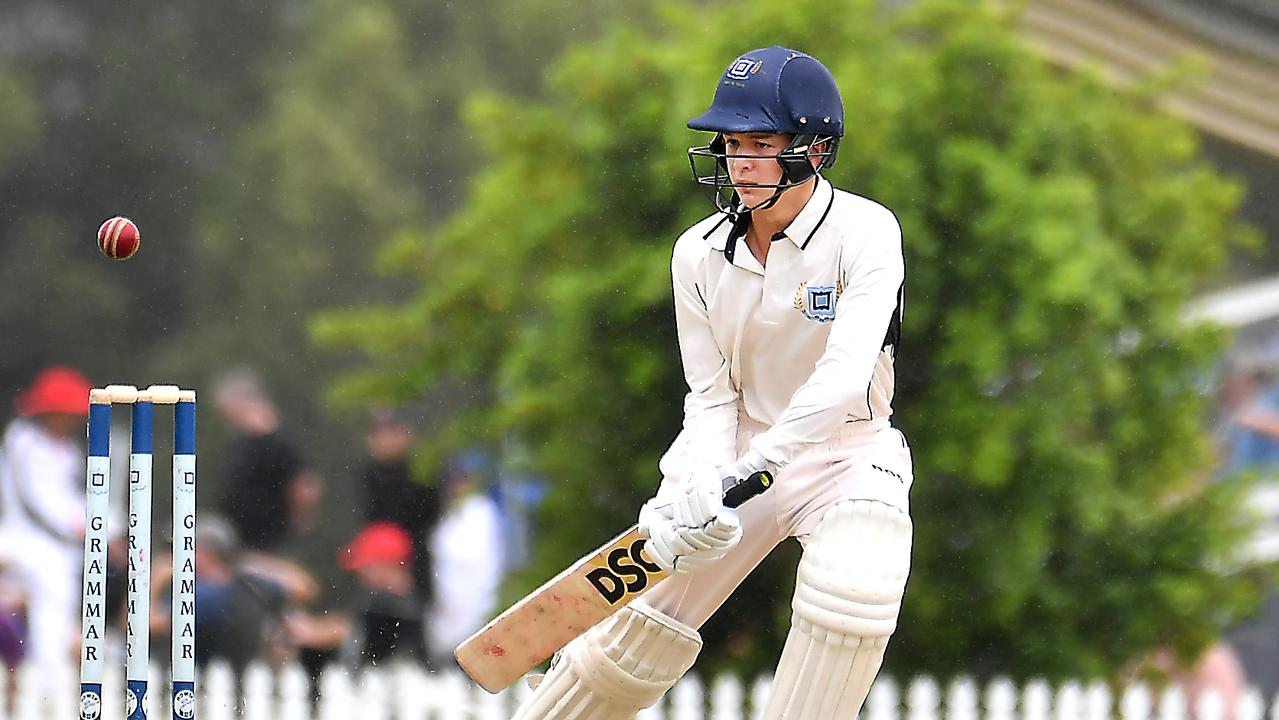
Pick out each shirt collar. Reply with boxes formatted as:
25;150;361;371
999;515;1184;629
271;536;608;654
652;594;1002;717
777;176;834;250
702;176;835;255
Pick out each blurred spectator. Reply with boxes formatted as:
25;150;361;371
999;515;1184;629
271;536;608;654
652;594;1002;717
1131;645;1248;720
359;409;441;602
0;567;25;670
0;552;28;713
151;515;320;673
1227;590;1279;699
487;449;548;573
0;367;91;690
214;370;323;551
1217;356;1279;476
336;521;426;666
1206;354;1279;701
428;451;505;666
186;516;284;670
1211;354;1279;695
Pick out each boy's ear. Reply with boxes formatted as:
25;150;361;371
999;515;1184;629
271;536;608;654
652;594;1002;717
809;139;828;170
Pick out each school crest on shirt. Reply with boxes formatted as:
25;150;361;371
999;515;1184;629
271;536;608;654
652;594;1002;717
794;280;842;323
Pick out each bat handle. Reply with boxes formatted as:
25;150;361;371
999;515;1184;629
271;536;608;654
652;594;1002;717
722;470;774;509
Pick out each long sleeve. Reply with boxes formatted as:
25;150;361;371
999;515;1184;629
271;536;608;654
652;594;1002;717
669;239;740;472
2;423;84;543
750;210;904;468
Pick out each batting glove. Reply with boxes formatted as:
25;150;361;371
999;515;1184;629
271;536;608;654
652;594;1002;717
674;450;776;528
669;463;730;531
730;448;776;481
638;476;742;574
639;509;740;574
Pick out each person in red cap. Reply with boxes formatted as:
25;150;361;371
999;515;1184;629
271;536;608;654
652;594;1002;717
0;366;92;689
337;521;427;666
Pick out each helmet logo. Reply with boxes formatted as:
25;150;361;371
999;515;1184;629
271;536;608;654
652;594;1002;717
726;58;764;81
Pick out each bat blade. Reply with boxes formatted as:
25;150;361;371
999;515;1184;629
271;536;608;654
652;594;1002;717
454;469;772;692
454;525;668;693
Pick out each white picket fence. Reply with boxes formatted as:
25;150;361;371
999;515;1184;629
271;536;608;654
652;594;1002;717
4;662;1278;720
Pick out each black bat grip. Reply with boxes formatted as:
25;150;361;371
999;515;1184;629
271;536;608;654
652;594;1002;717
722;470;774;509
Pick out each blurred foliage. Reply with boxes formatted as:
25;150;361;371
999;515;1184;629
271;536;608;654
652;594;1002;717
0;0;630;591
0;69;39;170
0;0;630;403
0;0;1265;680
0;2;296;548
314;0;1265;678
0;1;288;388
164;0;636;578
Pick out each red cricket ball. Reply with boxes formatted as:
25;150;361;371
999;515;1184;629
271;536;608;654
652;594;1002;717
97;216;141;260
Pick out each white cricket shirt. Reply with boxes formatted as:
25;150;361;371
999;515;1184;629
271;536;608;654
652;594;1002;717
669;177;904;471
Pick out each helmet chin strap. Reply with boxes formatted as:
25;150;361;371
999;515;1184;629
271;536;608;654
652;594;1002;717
746;185;787;213
734;166;815;217
728;188;781;218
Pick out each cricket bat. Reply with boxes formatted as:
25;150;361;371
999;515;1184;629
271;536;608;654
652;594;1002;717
454;470;774;693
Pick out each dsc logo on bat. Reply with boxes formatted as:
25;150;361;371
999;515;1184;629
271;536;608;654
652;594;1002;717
585;537;665;605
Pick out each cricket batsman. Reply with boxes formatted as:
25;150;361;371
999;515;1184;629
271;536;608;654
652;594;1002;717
512;45;913;719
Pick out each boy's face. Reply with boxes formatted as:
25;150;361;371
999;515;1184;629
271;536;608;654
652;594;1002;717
722;131;791;207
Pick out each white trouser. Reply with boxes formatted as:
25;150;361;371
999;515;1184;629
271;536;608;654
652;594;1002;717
510;420;914;720
0;532;79;694
645;419;912;628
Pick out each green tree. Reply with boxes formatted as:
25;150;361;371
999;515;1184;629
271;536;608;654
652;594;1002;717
155;0;639;587
0;68;38;171
0;0;638;596
315;0;1261;677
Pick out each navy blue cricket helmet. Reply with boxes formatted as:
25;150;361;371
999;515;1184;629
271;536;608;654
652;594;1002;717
688;46;844;214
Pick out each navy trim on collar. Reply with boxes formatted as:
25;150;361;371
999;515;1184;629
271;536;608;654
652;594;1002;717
799;189;836;250
700;178;835;261
720;212;751;264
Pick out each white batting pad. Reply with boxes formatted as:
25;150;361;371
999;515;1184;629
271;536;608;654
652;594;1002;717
510;602;702;720
763;500;913;719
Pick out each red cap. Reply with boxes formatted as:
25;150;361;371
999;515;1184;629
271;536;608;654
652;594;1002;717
338;522;413;571
14;367;92;417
